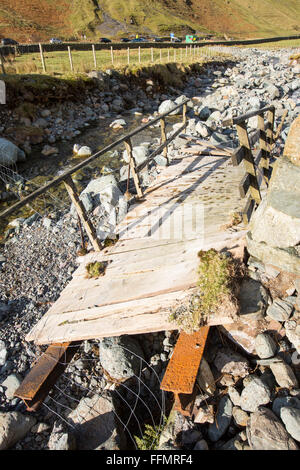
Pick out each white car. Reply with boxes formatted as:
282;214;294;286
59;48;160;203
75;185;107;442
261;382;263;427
50;38;62;44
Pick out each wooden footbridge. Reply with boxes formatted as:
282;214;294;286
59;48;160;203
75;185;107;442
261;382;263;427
6;100;280;413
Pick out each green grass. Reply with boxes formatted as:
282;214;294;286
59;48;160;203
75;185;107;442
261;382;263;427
169;249;243;332
242;39;300;49
4;46;226;75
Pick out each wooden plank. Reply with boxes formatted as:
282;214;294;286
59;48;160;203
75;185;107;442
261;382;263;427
242;196;256;224
239;173;250;198
231;146;245;166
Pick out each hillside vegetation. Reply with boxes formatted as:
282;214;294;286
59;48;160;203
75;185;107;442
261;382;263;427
0;0;299;42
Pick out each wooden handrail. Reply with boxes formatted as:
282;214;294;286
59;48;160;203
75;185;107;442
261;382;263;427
0;99;190;220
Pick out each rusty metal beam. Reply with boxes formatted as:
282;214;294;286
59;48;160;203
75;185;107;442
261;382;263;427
14;342;80;411
160;326;210;415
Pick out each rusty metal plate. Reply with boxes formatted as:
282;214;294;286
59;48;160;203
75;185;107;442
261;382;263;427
160;326;210;395
14;342;80;411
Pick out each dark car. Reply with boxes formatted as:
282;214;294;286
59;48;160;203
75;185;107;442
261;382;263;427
99;37;111;43
121;38;130;42
153;37;163;42
1;38;19;46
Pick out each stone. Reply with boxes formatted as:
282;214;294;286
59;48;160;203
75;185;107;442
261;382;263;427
272;396;300;417
280;407;300;442
247;407;298;450
267;298;294;322
158;100;178;115
68;394;126;450
0;303;10;322
1;373;22;400
41;145;58;156
0;138;26;166
48;422;76;450
269;360;299;388
238;278;268;316
285;320;300;354
0;340;7;366
195;121;210;138
198;106;211;121
208;395;232;442
123;145;149;166
196;357;216;394
232;407;249;427
255;333;277;359
110;119;126;129
266;84;280;100
77;146;92;157
239;376;271;412
283;114;300;167
193;439;209;450
0;412;36;450
194;405;214;424
99;336;144;380
214;348;249;378
228;386;241;407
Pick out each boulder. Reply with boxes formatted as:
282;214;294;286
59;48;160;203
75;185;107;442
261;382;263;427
239;376;271;412
48;422;76;450
283;114;300;166
214;348;249;378
0;412;36;450
158;100;179;115
68;394;126;450
99;336;144;380
280;407;300;442
247;407;298;450
208;395;232;442
122;145;149;166
1;373;22;400
267;298;294;322
269;360;299;389
255;333;277;359
0;138;26;165
272;396;300;417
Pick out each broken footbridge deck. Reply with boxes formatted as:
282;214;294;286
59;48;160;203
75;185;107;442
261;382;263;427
26;151;246;345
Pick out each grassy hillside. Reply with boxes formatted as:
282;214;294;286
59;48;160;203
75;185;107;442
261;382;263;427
0;0;299;42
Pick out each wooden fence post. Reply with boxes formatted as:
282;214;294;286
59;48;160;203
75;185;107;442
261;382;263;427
180;48;183;62
160;48;162;62
173;48;176;61
186;46;188;57
124;138;143;199
236;122;261;205
64;176;101;252
127;47;130;65
111;46;114;65
138;46;141;64
160;117;168;163
92;45;97;68
68;46;74;72
39;43;46;73
168;49;170;62
0;53;5;74
151;47;154;62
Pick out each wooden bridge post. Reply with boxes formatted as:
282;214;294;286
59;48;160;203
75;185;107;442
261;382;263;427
236;122;262;205
64;175;101;251
160;117;168;163
266;107;275;146
124;138;143;199
182;103;187;127
257;113;270;183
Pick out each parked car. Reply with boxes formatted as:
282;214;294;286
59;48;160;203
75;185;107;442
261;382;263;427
1;38;19;46
50;38;62;44
120;38;130;42
131;38;147;43
171;37;181;43
99;37;111;43
153;37;163;42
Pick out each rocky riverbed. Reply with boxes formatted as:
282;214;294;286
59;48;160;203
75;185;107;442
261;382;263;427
0;47;299;450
